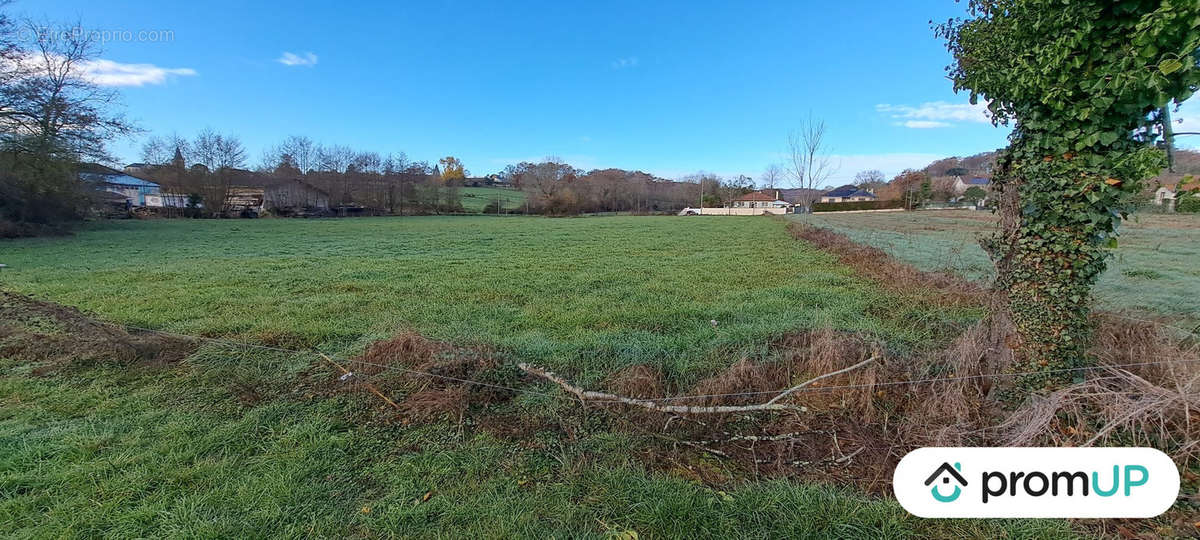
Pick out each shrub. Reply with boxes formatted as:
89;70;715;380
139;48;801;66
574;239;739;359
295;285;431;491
812;199;905;213
1176;190;1200;214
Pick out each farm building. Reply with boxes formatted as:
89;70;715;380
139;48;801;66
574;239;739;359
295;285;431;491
227;188;265;215
78;164;161;206
263;179;331;214
952;176;990;195
731;190;790;209
819;185;876;203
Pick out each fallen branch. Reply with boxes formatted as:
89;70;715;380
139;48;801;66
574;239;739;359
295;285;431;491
763;356;878;405
518;359;876;415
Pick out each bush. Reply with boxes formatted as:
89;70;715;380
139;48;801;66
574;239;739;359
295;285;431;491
1176;190;1200;213
812;199;905;212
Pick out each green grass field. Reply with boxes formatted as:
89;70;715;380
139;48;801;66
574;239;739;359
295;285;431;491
0;216;1071;538
794;210;1200;330
459;187;526;213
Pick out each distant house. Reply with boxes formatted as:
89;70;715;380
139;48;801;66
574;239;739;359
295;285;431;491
123;163;151;176
1155;180;1199;208
264;179;330;212
731;190;790;209
79;164;161;206
819;185;876;203
953;176;991;195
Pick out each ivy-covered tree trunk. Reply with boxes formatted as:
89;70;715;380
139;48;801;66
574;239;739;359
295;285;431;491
985;144;1162;390
939;0;1200;395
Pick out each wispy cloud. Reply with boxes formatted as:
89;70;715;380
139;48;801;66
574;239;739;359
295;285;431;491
277;51;318;67
78;59;196;87
901;120;952;129
611;56;638;69
876;101;991;128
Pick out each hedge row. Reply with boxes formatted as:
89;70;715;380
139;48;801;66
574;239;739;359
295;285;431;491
811;199;906;212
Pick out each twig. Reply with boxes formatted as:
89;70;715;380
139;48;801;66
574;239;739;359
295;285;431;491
763;356;878;406
518;363;806;414
319;353;401;411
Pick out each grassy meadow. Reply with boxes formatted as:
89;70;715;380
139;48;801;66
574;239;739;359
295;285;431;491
794;210;1200;329
0;215;1071;538
459;186;526;213
0;216;975;386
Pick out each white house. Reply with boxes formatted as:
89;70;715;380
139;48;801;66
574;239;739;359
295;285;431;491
1155;180;1198;209
953;176;991;195
819;185;877;203
730;190;790;209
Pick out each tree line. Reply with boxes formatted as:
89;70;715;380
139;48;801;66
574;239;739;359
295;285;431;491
136;132;469;216
0;8;133;236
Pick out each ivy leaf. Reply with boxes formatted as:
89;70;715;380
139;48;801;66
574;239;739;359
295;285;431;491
1158;58;1184;75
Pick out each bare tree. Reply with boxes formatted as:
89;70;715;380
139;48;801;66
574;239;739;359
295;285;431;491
853;169;886;191
760;163;785;188
785;115;835;212
0;19;133;160
140;137;171;165
187;129;245;216
0;15;134;225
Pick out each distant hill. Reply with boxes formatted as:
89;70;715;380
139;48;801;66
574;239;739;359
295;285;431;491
896;148;1200;196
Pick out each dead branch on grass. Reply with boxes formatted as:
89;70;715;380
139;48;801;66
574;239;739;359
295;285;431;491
519;358;876;415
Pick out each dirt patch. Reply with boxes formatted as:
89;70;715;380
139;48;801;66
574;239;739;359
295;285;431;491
788;222;986;307
0;291;196;373
336;331;509;424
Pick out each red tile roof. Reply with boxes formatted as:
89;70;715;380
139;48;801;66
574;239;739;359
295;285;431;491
732;190;779;202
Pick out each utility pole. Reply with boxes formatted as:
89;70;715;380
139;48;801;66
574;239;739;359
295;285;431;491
1161;106;1176;173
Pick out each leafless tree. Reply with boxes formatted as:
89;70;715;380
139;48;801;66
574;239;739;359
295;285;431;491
0;14;135;224
853;169;886;191
0;19;133;160
186;129;245;216
760;163;785;188
785;115;836;212
140;137;171;166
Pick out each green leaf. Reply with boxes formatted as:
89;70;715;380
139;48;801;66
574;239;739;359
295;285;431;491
1158;58;1183;75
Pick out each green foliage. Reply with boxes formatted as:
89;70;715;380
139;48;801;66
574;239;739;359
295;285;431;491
937;0;1200;389
812;199;906;212
1177;188;1200;213
962;186;988;203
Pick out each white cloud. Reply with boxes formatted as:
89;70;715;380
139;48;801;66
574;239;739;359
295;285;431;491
277;51;318;67
611;57;638;69
902;120;952;129
78;59;196;87
876;101;992;128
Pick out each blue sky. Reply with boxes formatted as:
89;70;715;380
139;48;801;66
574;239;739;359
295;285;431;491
26;0;1200;184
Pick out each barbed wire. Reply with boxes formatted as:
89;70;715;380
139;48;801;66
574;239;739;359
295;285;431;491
116;319;1197;407
120;323;569;401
